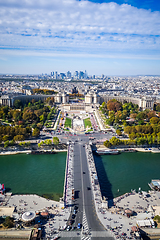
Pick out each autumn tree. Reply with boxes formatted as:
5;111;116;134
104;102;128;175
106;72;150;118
147;111;156;119
130;113;137;120
107;99;122;112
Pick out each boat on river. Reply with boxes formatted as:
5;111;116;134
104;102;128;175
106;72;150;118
148;179;160;191
95;149;119;155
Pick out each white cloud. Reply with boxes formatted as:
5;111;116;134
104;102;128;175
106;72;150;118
0;0;160;57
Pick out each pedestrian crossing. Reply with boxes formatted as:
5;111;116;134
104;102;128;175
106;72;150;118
81;211;91;240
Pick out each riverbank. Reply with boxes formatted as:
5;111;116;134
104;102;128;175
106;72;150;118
95;144;160;153
0;150;32;155
0;148;67;155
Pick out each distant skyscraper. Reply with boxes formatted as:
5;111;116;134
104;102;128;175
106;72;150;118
79;71;84;79
74;71;78;79
60;73;66;79
55;71;58;79
84;70;87;79
66;71;71;78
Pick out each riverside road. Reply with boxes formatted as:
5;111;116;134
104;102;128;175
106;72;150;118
60;141;114;240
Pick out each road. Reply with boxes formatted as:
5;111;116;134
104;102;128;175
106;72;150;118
62;141;114;240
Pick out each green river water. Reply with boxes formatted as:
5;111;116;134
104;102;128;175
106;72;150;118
0;152;66;201
0;152;160;200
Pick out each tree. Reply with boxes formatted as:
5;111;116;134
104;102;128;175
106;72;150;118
43;139;52;145
156;103;160;112
32;123;37;129
32;128;40;137
104;140;111;148
129;132;136;140
4;140;9;148
130;113;137;120
124;126;132;134
23;111;37;121
106;119;112;126
107;99;122;112
147;111;156;119
14;99;23;109
150;117;159;125
136;137;146;146
13;135;25;142
10;140;15;146
120;110;128;121
136;112;147;121
147;135;152;145
37;123;43;130
108;111;115;125
109;136;121;146
116;129;122;136
101;102;106;108
152;134;156;145
13;110;21;121
157;132;160;144
3;135;9;142
34;109;43;117
115;116;120;124
39;114;45;122
53;137;59;145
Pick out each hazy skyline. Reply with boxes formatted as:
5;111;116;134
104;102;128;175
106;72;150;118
0;0;160;76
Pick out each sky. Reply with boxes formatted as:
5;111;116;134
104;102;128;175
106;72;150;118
0;0;160;76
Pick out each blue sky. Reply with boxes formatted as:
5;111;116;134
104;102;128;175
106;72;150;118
0;0;160;76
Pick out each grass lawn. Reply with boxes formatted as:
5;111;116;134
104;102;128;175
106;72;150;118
84;118;92;129
64;117;72;128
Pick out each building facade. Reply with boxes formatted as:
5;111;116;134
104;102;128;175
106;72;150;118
0;91;155;110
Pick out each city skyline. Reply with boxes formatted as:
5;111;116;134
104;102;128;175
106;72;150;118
0;0;160;75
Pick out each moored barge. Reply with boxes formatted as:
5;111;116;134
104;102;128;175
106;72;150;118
148;179;160;191
95;149;119;155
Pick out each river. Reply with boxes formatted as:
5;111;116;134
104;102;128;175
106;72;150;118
0;152;66;201
0;151;160;201
94;152;160;199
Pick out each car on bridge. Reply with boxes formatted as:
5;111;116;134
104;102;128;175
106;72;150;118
77;223;82;229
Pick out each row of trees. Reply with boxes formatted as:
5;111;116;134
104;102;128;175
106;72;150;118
38;137;59;148
32;88;56;95
0;125;32;142
104;135;160;148
124;125;160;135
